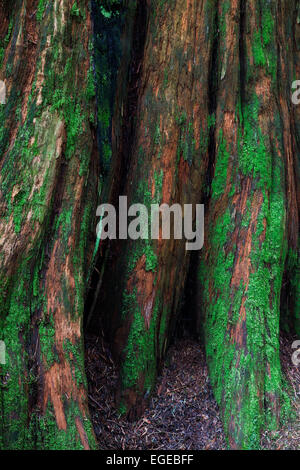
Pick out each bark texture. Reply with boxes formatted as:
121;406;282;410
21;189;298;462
198;0;299;449
0;0;299;451
93;0;300;448
98;0;213;420
0;0;98;450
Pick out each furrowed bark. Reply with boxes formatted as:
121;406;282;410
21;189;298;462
0;0;98;450
0;0;298;452
198;0;297;449
90;0;299;447
95;0;213;420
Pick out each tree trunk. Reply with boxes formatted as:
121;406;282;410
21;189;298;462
94;0;214;420
0;0;98;449
0;0;299;451
198;0;299;449
93;0;299;446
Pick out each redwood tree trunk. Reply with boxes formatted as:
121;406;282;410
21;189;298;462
0;0;99;449
95;0;213;420
198;0;299;449
0;0;299;451
94;0;299;447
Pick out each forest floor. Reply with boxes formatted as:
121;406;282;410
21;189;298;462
85;333;300;450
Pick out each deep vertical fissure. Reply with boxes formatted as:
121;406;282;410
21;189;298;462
84;1;149;333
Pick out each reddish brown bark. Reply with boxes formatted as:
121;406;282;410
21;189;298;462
0;0;98;449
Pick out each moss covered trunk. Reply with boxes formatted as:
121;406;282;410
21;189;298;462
92;0;299;447
0;0;299;452
198;0;299;449
0;0;99;450
93;0;214;420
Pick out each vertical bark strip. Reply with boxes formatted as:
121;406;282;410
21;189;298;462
199;0;297;449
0;0;98;449
90;0;299;448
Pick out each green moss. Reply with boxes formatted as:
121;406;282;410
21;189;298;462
1;264;31;449
71;1;81;17
200;119;292;448
0;0;98;449
219;0;230;38
238;96;272;191
261;9;274;47
252;31;267;67
118;167;167;397
39;313;57;370
121;293;161;392
250;4;276;80
32;400;96;450
37;0;47;22
86;65;96;100
63;339;87;387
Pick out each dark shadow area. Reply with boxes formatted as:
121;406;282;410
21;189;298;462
84;0;149;339
173;252;200;342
